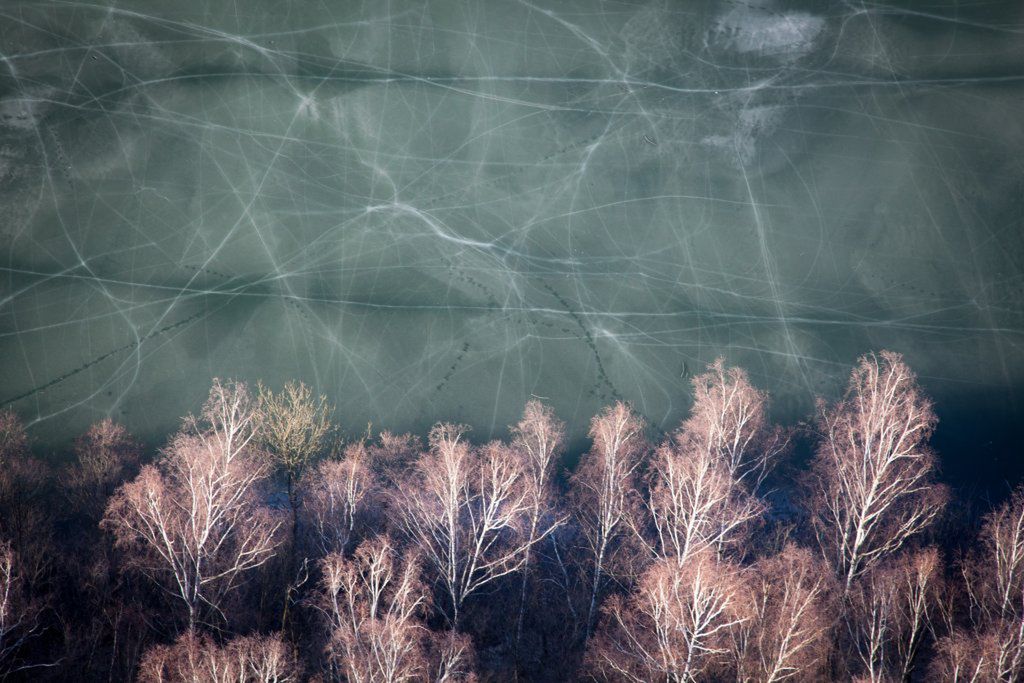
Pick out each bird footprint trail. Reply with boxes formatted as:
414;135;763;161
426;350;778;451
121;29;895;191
2;309;206;406
542;281;621;404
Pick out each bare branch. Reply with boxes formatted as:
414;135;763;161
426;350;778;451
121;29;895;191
806;351;947;590
587;551;750;682
734;544;837;683
570;402;648;640
394;425;540;626
138;629;299;682
103;380;283;630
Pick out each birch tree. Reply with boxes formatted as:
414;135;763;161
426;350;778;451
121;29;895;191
300;442;375;556
937;486;1024;682
929;631;1001;683
847;548;942;682
0;410;28;466
681;359;789;491
645;434;764;566
807;351;947;591
315;535;476;683
317;536;430;682
509;400;565;652
0;541;43;677
103;379;282;629
394;425;538;626
64;418;141;520
570;403;648;639
588;551;749;682
137;630;299;683
734;544;836;683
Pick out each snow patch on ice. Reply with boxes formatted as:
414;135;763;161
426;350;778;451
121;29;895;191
712;1;824;60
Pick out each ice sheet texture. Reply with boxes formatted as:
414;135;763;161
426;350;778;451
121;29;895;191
1;1;1022;485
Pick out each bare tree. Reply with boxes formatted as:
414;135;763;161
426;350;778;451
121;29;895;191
966;487;1024;627
187;377;263;465
395;426;540;626
949;486;1024;682
644;433;764;566
734;544;836;683
0;412;53;597
587;551;749;682
315;535;476;683
103;379;282;629
430;631;477;683
368;431;422;487
317;535;429;682
137;629;299;683
571;403;648;640
0;541;44;677
63;418;141;519
280;441;377;635
301;442;375;556
929;631;1000;683
806;351;948;590
257;380;333;506
847;548;943;682
681;359;789;491
509;400;565;653
0;410;28;466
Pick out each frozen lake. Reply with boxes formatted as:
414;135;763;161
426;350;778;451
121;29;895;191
2;1;1023;489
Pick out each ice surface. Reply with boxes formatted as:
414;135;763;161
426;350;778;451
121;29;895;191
1;1;1023;486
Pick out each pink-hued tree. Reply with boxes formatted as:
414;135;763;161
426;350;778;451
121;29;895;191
967;487;1024;628
571;402;648;639
186;378;263;467
929;630;1001;683
935;486;1024;682
103;380;282;629
430;631;478;683
509;399;566;652
681;359;790;491
315;535;476;683
847;548;943;682
587;551;749;682
137;629;299;683
64;418;141;519
367;432;422;485
644;432;765;566
317;535;429;682
300;442;375;557
8;352;1019;681
734;543;836;683
394;425;539;626
807;351;948;590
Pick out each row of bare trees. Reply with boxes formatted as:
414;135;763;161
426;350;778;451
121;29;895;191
0;351;1014;680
